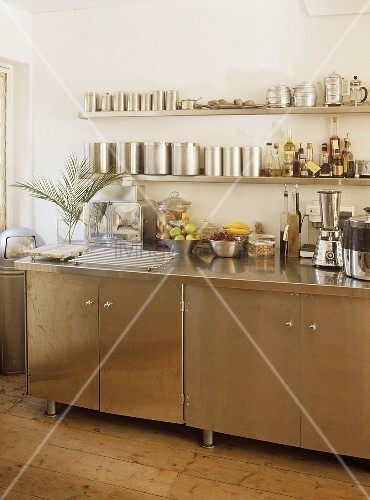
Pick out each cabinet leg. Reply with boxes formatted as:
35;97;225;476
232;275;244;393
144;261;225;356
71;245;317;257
202;429;215;448
45;400;57;417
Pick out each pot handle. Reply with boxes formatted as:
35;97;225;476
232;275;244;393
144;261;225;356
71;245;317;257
361;86;368;103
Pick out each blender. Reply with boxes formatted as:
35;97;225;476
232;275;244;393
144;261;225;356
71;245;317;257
312;190;343;268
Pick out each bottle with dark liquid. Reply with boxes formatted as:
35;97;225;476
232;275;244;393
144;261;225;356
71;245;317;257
332;148;344;177
329;117;341;164
319;143;332;177
342;134;355;178
280;184;289;255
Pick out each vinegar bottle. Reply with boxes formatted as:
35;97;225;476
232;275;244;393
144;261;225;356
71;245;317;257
329;117;341;164
282;129;295;177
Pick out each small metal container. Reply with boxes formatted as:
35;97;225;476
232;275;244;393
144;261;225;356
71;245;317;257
116;142;142;174
85;142;116;173
242;146;262;176
171;142;200;175
140;93;152;111
266;85;291;108
127;92;140;111
113;91;125;111
204;147;222;176
222;147;241;176
292;82;317;107
152;90;165;111
358;160;370;177
166;90;179;110
209;239;244;258
84;92;98;112
143;142;171;175
180;99;197;110
101;93;113;111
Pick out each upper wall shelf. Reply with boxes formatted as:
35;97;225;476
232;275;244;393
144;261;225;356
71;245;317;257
78;105;370;119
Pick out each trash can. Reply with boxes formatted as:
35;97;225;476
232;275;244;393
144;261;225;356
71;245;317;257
0;227;44;374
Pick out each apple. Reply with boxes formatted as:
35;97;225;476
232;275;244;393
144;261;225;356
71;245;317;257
174;235;185;240
194;233;202;240
170;227;181;238
161;233;171;239
184;223;197;235
186;234;196;240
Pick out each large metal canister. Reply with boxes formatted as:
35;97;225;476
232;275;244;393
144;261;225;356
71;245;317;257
85;143;116;173
143;142;171;174
171;143;200;175
116;142;142;174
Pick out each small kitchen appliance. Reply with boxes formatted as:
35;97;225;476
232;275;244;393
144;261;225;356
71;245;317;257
343;208;370;280
312;190;343;268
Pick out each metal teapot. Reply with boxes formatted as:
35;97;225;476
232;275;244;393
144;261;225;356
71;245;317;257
324;71;349;106
350;76;368;105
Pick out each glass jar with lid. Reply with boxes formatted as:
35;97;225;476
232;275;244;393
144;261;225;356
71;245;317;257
248;234;276;257
198;217;220;242
156;191;192;245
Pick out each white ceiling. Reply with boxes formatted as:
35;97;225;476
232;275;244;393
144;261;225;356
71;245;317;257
3;0;160;14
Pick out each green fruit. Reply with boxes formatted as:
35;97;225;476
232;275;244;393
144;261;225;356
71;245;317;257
170;227;181;238
161;233;171;239
194;233;202;240
186;234;196;240
174;235;185;240
185;223;197;235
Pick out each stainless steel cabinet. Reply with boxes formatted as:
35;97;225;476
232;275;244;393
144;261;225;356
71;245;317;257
27;272;99;410
185;285;301;447
301;294;370;459
99;278;184;424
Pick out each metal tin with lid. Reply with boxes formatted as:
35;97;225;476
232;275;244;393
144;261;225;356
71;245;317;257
292;82;317;107
266;85;291;108
204;147;222;176
143;142;171;174
171;142;200;175
343;208;370;280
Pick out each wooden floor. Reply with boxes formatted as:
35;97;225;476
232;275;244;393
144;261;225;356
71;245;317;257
0;375;369;499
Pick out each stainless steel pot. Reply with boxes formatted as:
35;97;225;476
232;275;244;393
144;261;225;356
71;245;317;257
143;142;171;174
343;208;370;280
171;142;200;175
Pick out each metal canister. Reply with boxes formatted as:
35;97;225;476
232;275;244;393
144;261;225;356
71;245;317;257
127;92;140;111
113;91;125;111
143;142;171;174
101;93;113;111
84;92;98;112
242;146;262;176
204;147;222;176
152;90;165;111
166;90;179;110
140;93;152;111
85;143;115;173
116;142;142;174
222;147;241;176
171;143;200;175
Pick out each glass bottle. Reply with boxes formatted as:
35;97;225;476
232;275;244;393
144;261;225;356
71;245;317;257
293;144;301;177
264;142;273;177
270;143;282;176
280;184;289;255
299;144;308;177
282;129;295;177
329;117;341;164
332;148;344;178
342;134;355;178
319;143;332;177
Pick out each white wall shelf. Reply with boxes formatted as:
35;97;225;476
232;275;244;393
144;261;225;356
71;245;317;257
78;105;370;120
132;175;370;186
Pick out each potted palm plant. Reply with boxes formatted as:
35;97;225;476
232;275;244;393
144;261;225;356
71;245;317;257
13;154;125;243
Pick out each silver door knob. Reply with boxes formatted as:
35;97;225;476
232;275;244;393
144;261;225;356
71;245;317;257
103;301;114;308
309;323;317;331
285;320;293;328
85;300;95;306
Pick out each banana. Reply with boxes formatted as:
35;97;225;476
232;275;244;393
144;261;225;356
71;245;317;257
224;222;250;231
226;227;250;236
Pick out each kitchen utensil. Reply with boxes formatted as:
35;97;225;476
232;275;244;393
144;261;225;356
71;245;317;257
180;98;201;110
143;142;171;174
113;91;125;111
171;142;200;175
166;90;179;110
324;71;349;106
209;239;243;258
204;146;222;176
116;142;142;174
84;92;98;112
350;76;368;105
242;146;262;176
152;90;165;110
223;147;241;176
101;93;113;111
266;85;291;108
127;92;140;111
140;93;152;111
292;82;317;107
163;238;200;254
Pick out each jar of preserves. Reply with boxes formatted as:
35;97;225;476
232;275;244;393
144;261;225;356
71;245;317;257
248;234;276;257
156;191;192;245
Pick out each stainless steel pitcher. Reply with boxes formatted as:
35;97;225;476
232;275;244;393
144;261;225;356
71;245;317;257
324;71;349;106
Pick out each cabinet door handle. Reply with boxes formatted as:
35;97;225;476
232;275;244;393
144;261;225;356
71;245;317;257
85;300;95;306
285;320;293;328
309;323;317;331
103;301;114;308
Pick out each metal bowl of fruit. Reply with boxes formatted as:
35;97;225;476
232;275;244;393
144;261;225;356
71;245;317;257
209;231;244;258
163;239;201;254
161;224;202;254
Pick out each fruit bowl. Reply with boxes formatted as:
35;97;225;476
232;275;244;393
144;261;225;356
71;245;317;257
163;239;201;254
209;239;244;258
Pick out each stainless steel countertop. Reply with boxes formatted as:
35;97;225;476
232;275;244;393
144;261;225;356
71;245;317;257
14;246;370;297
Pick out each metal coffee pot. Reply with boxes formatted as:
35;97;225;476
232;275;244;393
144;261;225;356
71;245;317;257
324;71;349;106
350;76;368;105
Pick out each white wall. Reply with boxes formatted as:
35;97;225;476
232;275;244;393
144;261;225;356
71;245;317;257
28;0;370;243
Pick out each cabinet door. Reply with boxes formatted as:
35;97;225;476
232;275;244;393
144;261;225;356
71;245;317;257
27;272;99;409
301;294;370;459
100;278;183;423
185;285;301;446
